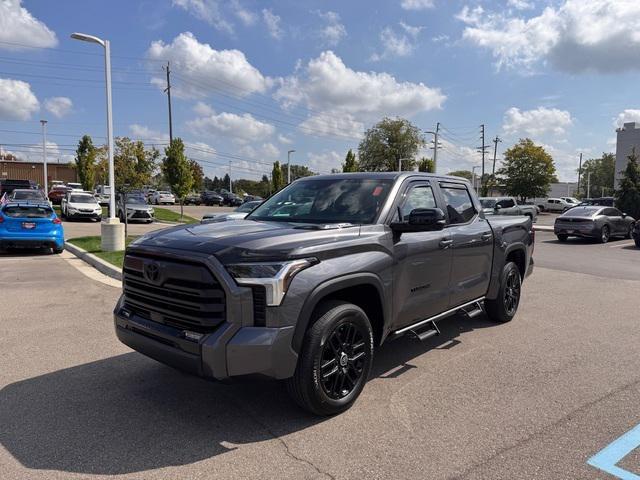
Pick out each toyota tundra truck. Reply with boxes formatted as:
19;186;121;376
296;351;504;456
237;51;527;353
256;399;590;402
114;173;534;415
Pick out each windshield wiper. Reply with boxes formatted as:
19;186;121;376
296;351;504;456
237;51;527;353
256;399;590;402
291;222;355;230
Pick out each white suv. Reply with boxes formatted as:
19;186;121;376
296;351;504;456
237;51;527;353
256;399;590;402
543;198;575;212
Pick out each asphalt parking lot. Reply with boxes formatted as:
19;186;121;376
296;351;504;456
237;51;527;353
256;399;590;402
1;229;639;479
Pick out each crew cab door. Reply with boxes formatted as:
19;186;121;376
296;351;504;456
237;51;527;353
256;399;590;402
438;182;493;307
390;180;452;329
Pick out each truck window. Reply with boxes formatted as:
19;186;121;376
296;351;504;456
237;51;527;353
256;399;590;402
400;184;436;218
440;185;476;224
498;198;515;208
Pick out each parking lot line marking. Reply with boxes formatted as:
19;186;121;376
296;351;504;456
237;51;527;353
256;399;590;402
609;242;635;248
587;423;640;479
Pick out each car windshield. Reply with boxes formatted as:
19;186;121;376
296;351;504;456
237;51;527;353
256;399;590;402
3;205;52;218
125;196;146;205
70;194;96;203
236;201;261;213
480;199;497;208
563;207;599;217
12;190;44;200
247;178;394;224
158;191;171;195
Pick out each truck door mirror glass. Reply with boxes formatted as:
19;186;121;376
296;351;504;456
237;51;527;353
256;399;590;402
391;208;446;233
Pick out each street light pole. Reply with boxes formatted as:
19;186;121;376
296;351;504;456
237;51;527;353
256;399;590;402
40;120;47;195
287;149;295;184
71;32;123;251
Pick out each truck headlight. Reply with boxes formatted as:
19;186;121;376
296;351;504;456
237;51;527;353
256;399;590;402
225;258;317;306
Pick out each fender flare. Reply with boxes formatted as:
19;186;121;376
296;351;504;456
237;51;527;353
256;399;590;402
291;272;387;353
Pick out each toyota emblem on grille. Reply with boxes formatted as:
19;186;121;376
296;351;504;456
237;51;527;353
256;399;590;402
143;262;160;282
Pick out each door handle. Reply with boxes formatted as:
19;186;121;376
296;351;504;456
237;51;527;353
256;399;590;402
481;232;492;241
439;239;453;249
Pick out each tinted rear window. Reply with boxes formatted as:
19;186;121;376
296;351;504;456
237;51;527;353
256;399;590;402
12;190;44;200
3;205;53;218
563;207;599;217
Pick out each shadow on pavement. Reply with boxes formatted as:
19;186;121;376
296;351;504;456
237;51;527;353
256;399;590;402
0;248;54;257
0;353;323;475
0;312;496;475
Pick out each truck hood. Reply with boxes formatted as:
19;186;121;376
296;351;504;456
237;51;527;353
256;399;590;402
131;219;363;263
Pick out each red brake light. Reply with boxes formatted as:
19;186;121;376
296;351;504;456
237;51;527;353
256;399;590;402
52;218;62;224
0;215;4;223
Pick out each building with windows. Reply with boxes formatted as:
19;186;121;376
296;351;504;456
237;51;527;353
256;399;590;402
0;160;77;187
615;122;640;189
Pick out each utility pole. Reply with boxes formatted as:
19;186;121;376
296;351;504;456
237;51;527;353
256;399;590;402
40;120;48;195
477;124;489;193
587;171;591;199
398;156;402;172
491;135;502;175
433;122;440;173
228;160;232;193
577;152;583;196
163;61;173;143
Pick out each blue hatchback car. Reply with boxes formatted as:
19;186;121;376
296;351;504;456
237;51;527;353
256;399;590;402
0;202;65;253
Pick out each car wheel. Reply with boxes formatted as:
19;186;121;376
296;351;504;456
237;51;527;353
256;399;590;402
557;234;568;242
286;300;374;416
53;246;64;254
485;261;521;323
626;224;634;239
635;237;640;248
600;225;610;243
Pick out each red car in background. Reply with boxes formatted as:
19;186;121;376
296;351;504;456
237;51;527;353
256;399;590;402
48;186;68;205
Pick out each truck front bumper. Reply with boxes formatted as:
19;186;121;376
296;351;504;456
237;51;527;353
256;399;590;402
114;297;298;380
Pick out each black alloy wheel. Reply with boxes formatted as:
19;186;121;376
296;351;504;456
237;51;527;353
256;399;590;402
503;268;521;317
600;225;610;243
319;321;368;400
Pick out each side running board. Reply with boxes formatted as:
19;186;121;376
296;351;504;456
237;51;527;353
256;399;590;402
393;297;486;340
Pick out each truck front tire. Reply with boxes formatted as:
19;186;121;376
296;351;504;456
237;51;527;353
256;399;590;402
286;300;374;416
485;261;521;323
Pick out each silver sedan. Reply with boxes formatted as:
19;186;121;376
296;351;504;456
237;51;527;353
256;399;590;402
554;206;635;243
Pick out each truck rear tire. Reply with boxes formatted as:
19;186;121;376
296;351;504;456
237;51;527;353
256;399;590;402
286;300;374;416
485;262;521;323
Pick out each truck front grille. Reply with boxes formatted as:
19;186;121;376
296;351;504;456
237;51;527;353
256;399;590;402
123;254;225;332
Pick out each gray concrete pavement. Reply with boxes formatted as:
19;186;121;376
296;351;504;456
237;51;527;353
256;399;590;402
1;235;640;479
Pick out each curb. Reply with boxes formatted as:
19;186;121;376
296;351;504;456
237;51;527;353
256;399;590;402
533;225;554;232
65;242;122;281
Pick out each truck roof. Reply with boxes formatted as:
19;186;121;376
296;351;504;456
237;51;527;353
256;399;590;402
298;172;471;183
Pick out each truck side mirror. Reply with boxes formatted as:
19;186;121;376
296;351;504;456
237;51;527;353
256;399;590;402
494;204;502;210
391;208;446;233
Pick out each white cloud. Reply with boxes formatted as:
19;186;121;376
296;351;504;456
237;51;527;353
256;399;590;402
172;0;233;34
457;1;640;73
275;51;445;132
231;0;257;26
307;151;342;174
129;124;169;143
187;111;275;142
11;141;72;164
278;134;293;145
44;97;72;118
262;9;283;39
0;78;39;121
371;23;423;61
400;0;434;11
318;11;346;46
0;0;57;50
193;101;214;116
614;109;640;128
239;142;281;160
147;32;270;98
507;0;534;10
299;113;365;140
502;107;573;137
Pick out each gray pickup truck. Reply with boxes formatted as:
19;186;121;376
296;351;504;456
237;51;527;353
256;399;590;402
479;196;538;222
114;173;534;415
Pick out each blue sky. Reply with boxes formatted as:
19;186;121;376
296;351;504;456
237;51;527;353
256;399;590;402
1;0;639;182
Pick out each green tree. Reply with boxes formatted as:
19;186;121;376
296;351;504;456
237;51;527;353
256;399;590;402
272;161;284;191
114;137;158;190
189;159;204;192
497;139;557;202
342;149;358;172
282;164;314;182
75;135;97;190
418;157;435;173
578;153;615;198
446;170;473;181
357;117;425;172
161;138;193;218
615;148;640;219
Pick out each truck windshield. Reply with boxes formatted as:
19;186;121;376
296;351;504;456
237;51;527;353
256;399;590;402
248;178;394;224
